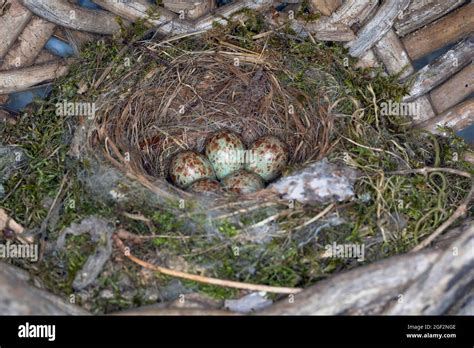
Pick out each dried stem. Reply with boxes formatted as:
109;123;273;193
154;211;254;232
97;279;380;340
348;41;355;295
113;234;302;294
293;203;336;231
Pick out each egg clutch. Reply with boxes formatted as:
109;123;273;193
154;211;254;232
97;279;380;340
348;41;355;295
169;130;289;194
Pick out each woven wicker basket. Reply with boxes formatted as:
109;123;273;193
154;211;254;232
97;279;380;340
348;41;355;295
0;0;473;315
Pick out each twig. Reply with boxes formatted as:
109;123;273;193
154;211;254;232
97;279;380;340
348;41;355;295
211;201;281;220
178;200;283;219
156;30;207;46
113;234;302;294
244;213;281;230
0;208;31;244
293;203;336;231
341;135;408;166
121;212;151;222
252;25;286;40
387;167;472;179
116;228;192;242
38;173;69;261
182;241;229;258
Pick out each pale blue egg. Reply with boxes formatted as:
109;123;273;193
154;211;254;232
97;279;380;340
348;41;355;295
205;130;246;180
169;151;216;188
188;178;222;193
222;170;264;194
245;135;289;182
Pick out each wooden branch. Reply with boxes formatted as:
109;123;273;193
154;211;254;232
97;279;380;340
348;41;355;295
387;223;474;314
373;29;414;79
0;61;69;94
346;0;410;58
34;49;57;64
263;3;354;42
52;26;68;42
395;0;466;37
453;293;474;315
327;0;379;26
273;0;378;43
0;109;16;124
163;0;215;20
430;60;474;114
463;151;474;164
309;0;343;17
289;20;356;42
92;0;191;34
355;49;380;70
0;95;9;104
0;16;55;70
195;0;273;31
93;0;260;35
411;95;437;124
403;2;474;61
93;0;274;37
0;208;25;235
0;0;32;59
0;207;33;244
93;0;355;41
262;249;439;314
0;262;89;314
403;36;473;102
294;0;378;49
261;220;473;315
417;98;474;135
21;0;121;34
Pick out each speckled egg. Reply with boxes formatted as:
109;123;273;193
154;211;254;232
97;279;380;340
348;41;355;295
169;151;216;188
188;178;222;193
205;130;246;180
222;170;265;195
245;135;289;182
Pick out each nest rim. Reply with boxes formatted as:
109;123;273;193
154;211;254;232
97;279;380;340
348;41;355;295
92;35;338;202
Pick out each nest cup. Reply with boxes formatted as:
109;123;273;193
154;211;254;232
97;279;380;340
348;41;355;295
94;34;336;197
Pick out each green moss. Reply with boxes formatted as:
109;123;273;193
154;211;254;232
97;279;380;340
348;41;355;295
183;281;239;300
152;237;167;247
208;8;267;49
64;235;95;286
218;221;239;237
296;0;321;21
151;210;183;232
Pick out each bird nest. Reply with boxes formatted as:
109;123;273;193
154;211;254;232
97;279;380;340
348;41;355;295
92;30;337;191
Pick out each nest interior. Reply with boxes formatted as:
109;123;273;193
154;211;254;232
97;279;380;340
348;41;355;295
95;31;338;186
